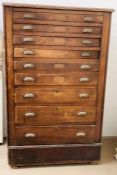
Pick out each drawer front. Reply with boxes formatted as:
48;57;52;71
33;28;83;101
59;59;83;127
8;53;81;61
13;24;102;35
15;106;96;125
15;87;97;105
14;48;99;59
15;125;96;145
14;35;100;47
15;72;98;85
13;11;103;23
14;59;99;73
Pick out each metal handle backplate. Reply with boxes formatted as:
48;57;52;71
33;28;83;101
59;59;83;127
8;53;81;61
82;40;92;44
23;50;34;55
24;112;36;117
76;132;86;137
25;133;36;138
81;52;91;57
84;16;93;22
79;93;89;98
23;25;33;30
83;28;93;33
22;37;33;42
23;13;34;19
77;112;87;116
23;93;35;98
23;77;35;82
80;65;91;70
23;63;35;69
80;77;90;82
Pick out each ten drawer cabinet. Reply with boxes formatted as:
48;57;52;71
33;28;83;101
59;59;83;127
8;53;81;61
3;3;113;167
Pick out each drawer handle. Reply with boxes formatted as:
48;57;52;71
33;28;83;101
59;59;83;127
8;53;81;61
79;93;89;98
82;28;93;33
24;112;36;117
80;77;90;82
25;133;36;138
23;25;33;30
54;63;64;69
23;93;35;98
23;50;34;55
76;132;86;137
23;63;35;69
23;77;35;82
77;112;87;116
80;65;91;70
84;16;93;22
81;52;91;57
23;13;34;19
82;40;92;44
22;37;33;42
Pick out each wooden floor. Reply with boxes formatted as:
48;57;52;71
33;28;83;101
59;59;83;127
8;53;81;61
0;138;117;175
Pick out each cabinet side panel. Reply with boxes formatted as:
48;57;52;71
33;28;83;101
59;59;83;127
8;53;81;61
4;7;15;145
96;12;112;142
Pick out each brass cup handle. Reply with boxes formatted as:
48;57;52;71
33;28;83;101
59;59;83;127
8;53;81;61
81;52;91;57
24;112;36;117
80;77;90;82
79;93;89;98
82;40;92;44
23;63;35;69
77;112;87;116
54;63;64;69
23;25;33;30
22;37;33;42
76;132;86;137
25;133;36;138
23;50;34;55
82;28;93;33
23;93;35;98
23;77;35;82
84;16;93;22
80;65;91;70
23;13;34;19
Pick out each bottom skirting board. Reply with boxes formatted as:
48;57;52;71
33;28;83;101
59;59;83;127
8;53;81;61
8;144;101;167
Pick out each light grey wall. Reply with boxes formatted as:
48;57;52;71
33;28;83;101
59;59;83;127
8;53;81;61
0;0;117;136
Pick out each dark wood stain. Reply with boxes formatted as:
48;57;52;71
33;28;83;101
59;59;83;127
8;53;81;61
3;3;113;167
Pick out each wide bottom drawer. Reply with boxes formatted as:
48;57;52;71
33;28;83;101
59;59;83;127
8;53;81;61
15;125;96;145
9;144;101;167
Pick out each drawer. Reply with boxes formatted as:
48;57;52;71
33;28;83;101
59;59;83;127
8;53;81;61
13;11;103;23
15;106;96;125
13;24;102;35
14;59;99;73
13;35;100;47
14;48;99;59
15;87;97;105
15;72;98;85
15;125;96;145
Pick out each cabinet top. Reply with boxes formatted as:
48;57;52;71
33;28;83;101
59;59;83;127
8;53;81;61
3;2;114;12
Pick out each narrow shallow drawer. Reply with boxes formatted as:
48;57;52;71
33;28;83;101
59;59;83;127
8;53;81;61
13;35;100;47
14;59;99;73
15;72;98;86
15;87;97;105
15;106;96;125
13;24;102;35
13;11;103;23
14;48;99;59
15;125;96;145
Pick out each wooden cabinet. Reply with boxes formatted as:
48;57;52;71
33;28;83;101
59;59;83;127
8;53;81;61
3;3;113;167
